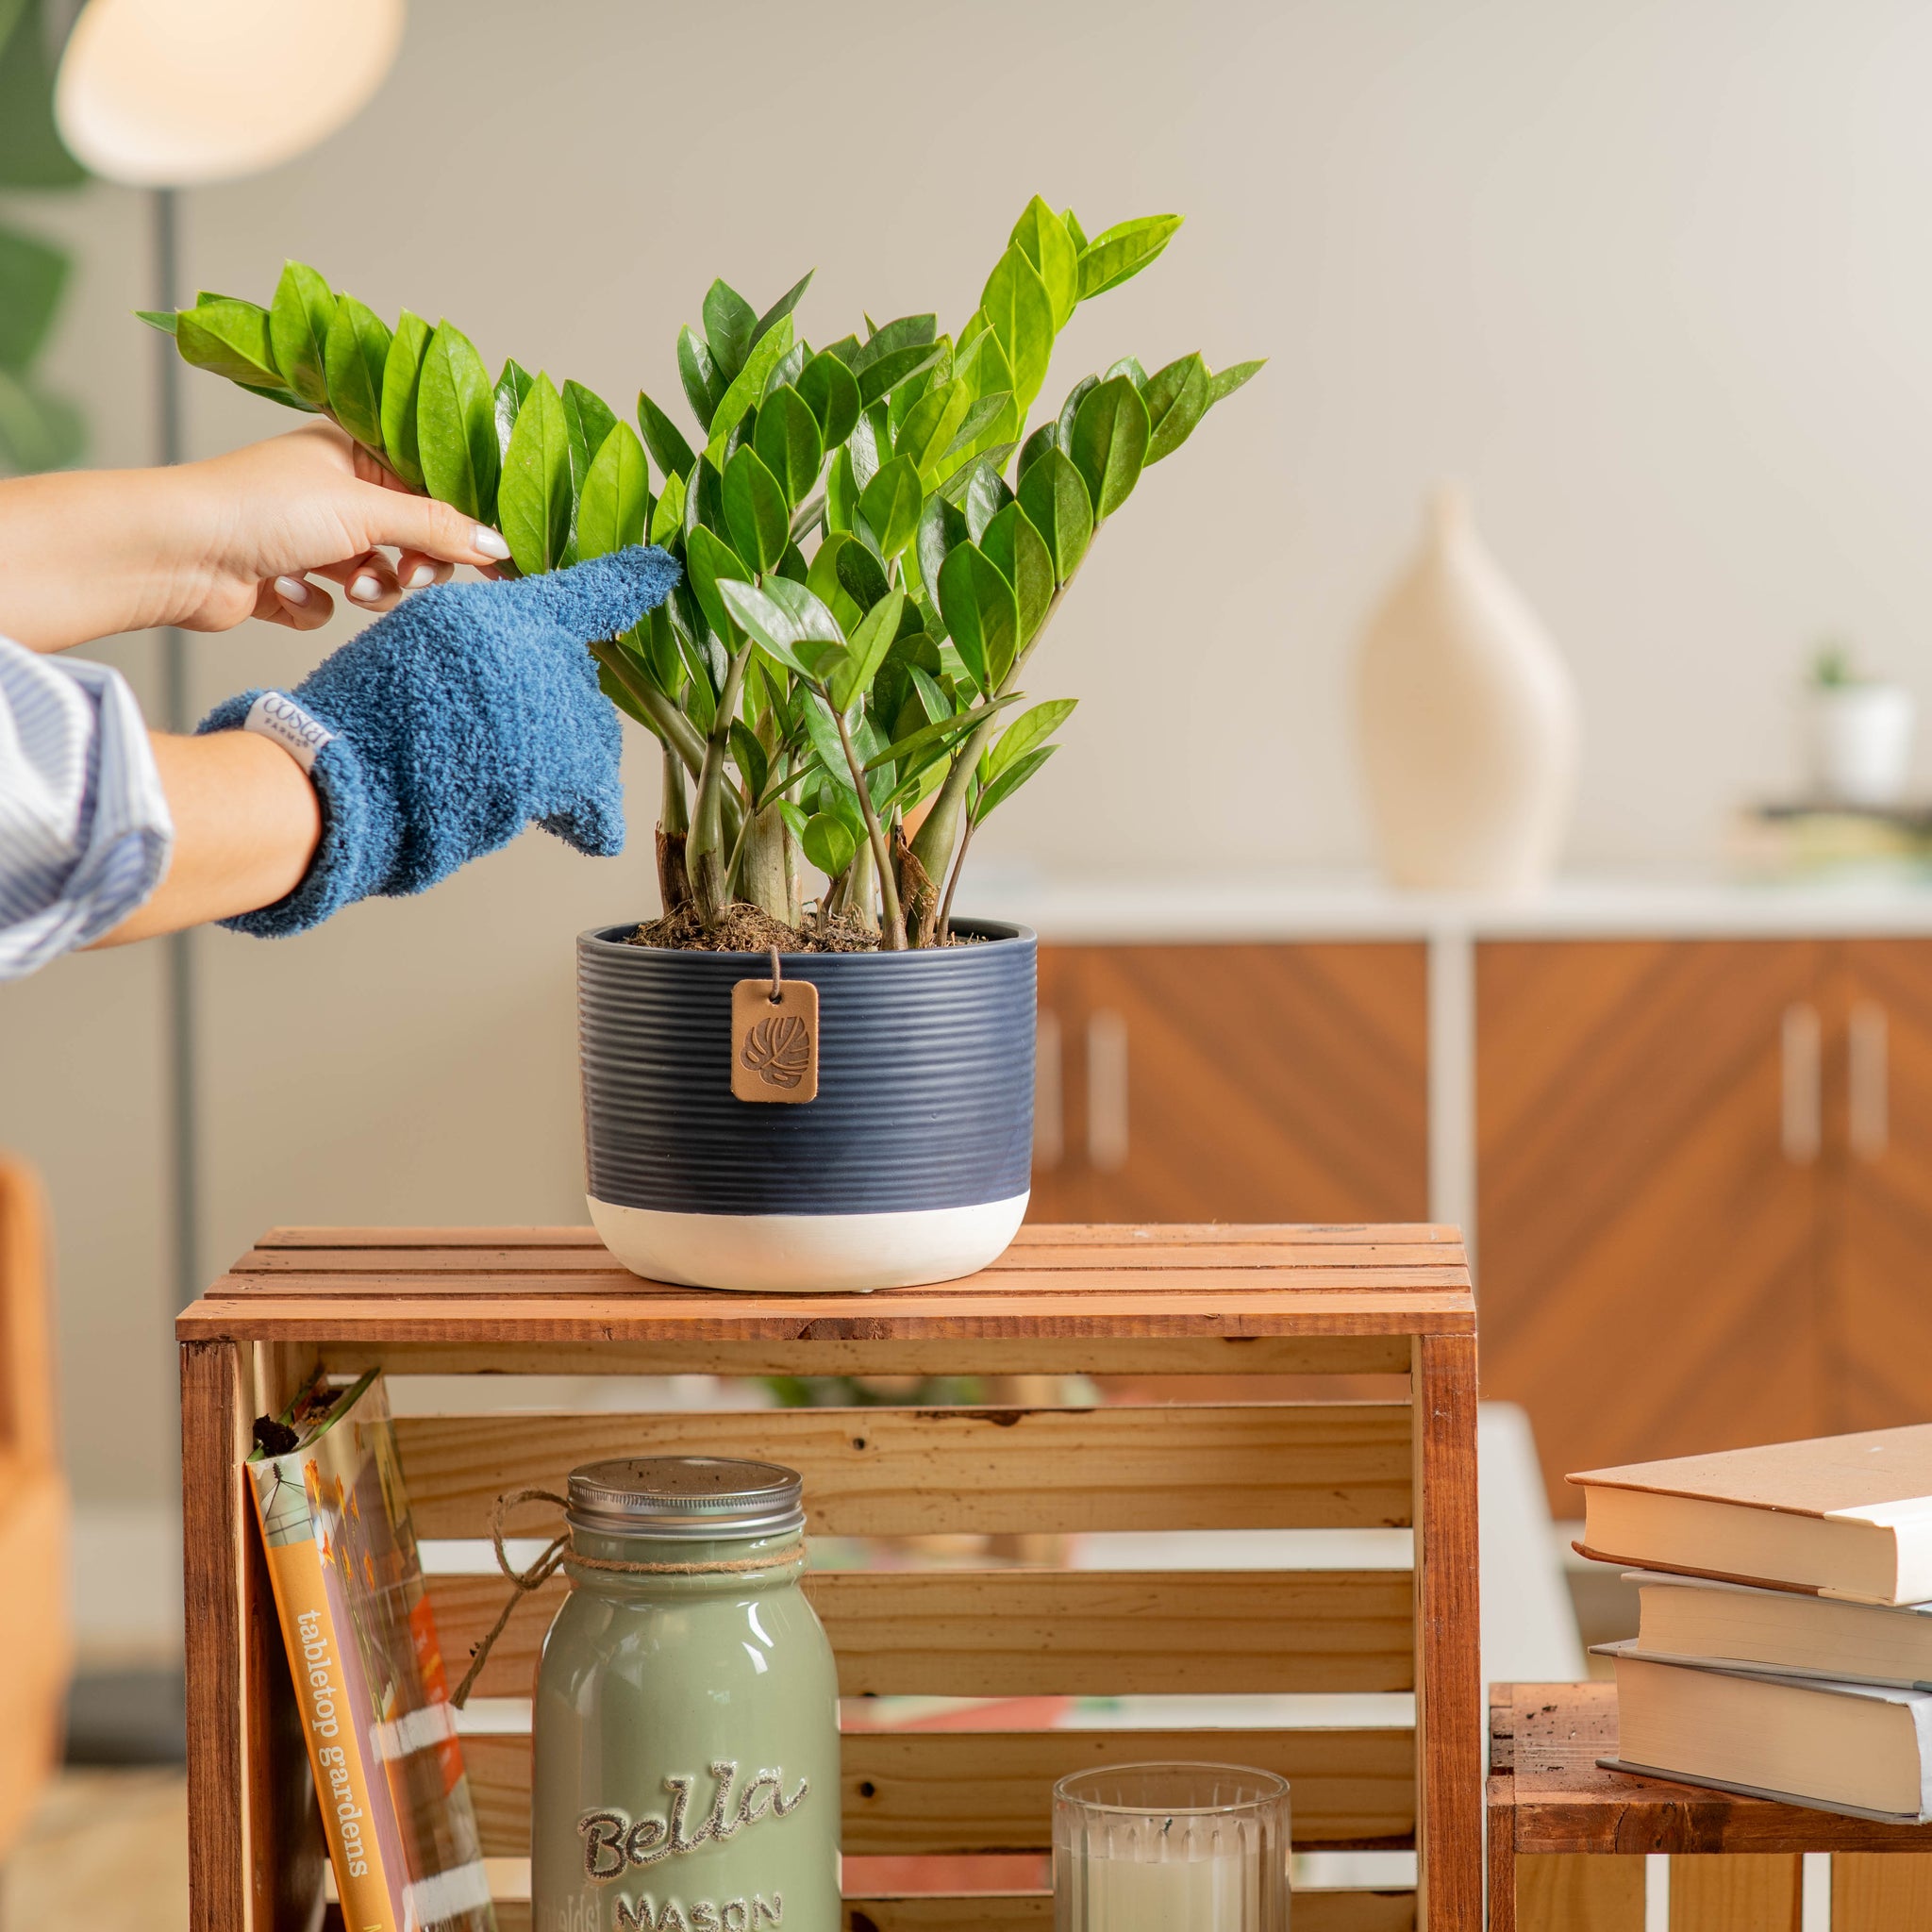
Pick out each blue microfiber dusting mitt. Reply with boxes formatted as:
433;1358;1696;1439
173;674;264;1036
198;545;681;937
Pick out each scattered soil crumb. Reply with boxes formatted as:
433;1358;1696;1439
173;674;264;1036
627;903;984;953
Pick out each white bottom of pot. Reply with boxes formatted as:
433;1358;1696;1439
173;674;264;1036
587;1191;1031;1293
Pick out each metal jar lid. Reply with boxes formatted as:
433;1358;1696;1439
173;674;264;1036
566;1456;806;1541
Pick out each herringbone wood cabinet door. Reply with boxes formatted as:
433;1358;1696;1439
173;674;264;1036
1478;941;1827;1510
1833;940;1932;1434
1026;942;1429;1224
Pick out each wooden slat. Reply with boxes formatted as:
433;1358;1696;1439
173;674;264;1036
398;1402;1411;1540
431;1566;1414;1701
465;1889;1417;1932
1515;1854;1643;1931
1668;1854;1799;1930
462;1725;1415;1857
1834;1853;1932;1930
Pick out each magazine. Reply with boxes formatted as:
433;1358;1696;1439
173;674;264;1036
249;1369;496;1932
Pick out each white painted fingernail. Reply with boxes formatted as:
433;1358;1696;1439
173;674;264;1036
406;563;434;590
274;575;311;606
350;574;382;603
474;526;510;560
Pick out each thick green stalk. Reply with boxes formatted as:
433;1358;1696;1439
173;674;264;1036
589;639;706;777
657;746;692;916
833;707;905;948
734;802;791;922
689;644;753;926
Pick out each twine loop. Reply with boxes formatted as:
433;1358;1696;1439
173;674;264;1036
449;1486;805;1708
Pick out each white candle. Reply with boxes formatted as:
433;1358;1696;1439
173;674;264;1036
1079;1830;1256;1932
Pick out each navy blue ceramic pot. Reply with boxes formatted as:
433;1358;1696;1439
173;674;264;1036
578;921;1035;1291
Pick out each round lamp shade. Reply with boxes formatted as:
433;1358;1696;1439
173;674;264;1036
55;0;405;187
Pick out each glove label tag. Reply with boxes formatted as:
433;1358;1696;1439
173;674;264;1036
731;976;819;1104
243;692;334;773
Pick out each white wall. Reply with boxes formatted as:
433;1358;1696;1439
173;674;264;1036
8;0;1932;1503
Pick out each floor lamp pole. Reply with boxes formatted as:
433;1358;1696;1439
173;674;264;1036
153;185;199;1311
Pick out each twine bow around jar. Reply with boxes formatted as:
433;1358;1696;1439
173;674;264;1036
451;1485;808;1707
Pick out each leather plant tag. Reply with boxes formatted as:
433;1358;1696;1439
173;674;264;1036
731;976;819;1103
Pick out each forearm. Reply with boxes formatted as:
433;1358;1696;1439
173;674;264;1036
93;732;322;945
0;467;208;653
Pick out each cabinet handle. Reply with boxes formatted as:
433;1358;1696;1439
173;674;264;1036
1034;1009;1064;1170
1850;999;1890;1163
1087;1008;1129;1173
1782;1002;1822;1164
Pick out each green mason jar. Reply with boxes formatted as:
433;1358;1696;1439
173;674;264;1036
532;1457;841;1932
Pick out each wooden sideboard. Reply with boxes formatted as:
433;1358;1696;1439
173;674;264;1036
991;882;1932;1508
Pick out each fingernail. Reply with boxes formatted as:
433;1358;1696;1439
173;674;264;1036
350;574;382;603
474;526;511;560
274;575;311;606
406;563;434;590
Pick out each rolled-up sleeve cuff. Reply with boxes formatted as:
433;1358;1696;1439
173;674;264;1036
0;640;173;979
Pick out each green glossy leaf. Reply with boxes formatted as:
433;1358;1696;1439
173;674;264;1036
1009;194;1079;329
796;350;861;451
492;357;533;460
1057;375;1097;450
720;576;844;682
826;444;859;535
936;445;1016;509
987;696;1076;779
915;493;968;609
807;531;890;633
979;502;1054;646
636;389;695;484
820;333;862;367
0;225;66;370
964;463;1013;543
764;339;807;401
937;542;1019;692
802;811;857;878
684;450;723;542
856;341;945;409
729;720;769;803
1016;445;1094;582
649;468;686;546
1061;208;1090;251
268;261;335;408
705;314;795;461
1070;375;1150;519
1076;213;1185;300
1141;352;1210;463
236;379;317;413
849;314;937;373
561;380;619;527
576;421;649;559
755;271;815;347
417;320;498;523
321;294;391;454
136;309;177;337
886;342;948;442
974;743;1057;822
828;589;906;715
499;372;572;575
1208;358;1266;406
702;278;758;384
722;443;790;574
753;384;824;508
175;297;281;390
1016;423;1057;480
908;661;951;724
977;243;1056;412
936;391;1011;470
677;324;723;427
685;522;751;642
862;689;1024;774
849;409;884;491
775;538;808;584
858;455;923;558
892;378;970;481
380;310;430;489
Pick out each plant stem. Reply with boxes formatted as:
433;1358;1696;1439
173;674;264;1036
689;644;752;926
589;639;706;778
832;704;905;948
937;809;976;943
657;747;692;916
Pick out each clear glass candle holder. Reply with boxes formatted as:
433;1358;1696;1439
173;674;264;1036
1054;1762;1291;1932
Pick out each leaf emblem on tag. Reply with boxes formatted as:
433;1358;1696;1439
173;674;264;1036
730;974;819;1104
741;1014;810;1088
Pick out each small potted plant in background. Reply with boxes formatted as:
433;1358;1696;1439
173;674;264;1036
148;196;1260;1291
1807;640;1917;810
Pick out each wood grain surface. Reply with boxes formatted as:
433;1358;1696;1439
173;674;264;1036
1024;943;1429;1224
396;1400;1413;1540
430;1565;1417;1700
1478;941;1827;1507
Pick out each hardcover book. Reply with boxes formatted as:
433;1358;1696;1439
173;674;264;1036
248;1369;496;1932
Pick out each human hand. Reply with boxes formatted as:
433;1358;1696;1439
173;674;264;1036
173;420;513;633
194;547;682;936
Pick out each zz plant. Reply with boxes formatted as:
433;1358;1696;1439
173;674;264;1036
144;198;1259;948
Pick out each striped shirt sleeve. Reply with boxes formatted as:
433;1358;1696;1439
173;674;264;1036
0;635;173;979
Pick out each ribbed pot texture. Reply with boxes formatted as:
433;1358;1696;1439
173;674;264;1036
578;921;1036;1291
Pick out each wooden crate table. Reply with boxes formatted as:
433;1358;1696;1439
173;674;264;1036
176;1223;1480;1931
1489;1683;1932;1929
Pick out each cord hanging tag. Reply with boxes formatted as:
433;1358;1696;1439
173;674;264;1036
731;947;819;1104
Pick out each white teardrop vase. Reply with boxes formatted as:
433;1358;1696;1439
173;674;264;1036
1354;487;1579;895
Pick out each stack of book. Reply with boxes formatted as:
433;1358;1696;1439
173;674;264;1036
1571;1424;1932;1824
